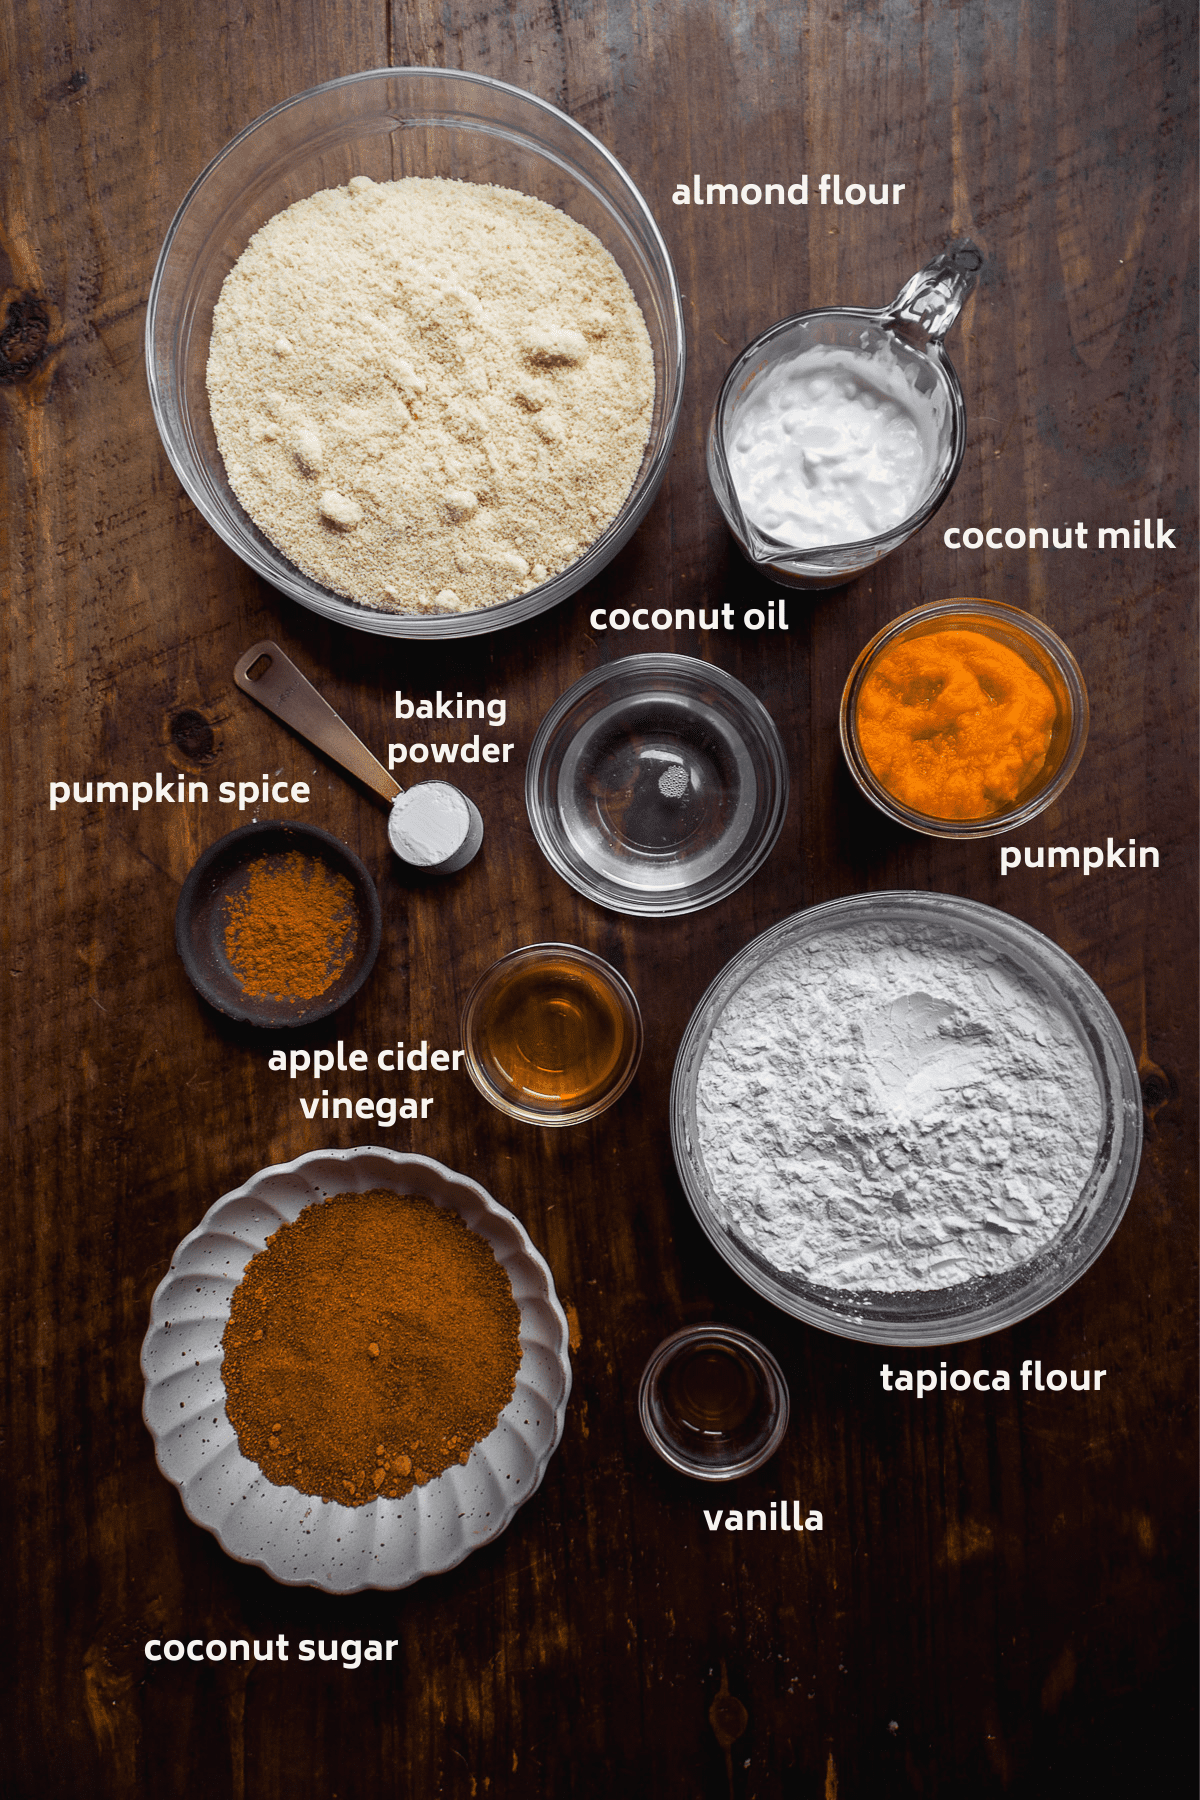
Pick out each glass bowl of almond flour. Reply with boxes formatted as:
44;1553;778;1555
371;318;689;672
670;893;1143;1345
146;69;685;637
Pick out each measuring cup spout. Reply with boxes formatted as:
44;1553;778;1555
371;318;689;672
744;526;789;568
883;238;982;348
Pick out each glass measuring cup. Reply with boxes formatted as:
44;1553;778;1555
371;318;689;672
707;239;981;589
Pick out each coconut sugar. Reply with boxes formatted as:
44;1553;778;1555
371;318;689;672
206;175;655;615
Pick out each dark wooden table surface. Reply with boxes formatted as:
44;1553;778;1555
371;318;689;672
4;3;1196;1795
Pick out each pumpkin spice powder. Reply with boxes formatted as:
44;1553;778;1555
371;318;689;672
221;1190;522;1506
222;850;358;1001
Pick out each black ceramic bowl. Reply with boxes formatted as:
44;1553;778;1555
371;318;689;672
175;820;382;1027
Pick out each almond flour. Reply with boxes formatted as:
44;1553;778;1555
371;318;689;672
206;175;655;615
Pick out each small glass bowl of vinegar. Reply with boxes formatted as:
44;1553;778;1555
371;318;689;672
461;944;644;1126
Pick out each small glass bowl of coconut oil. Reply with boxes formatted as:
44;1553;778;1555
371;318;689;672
461;943;643;1126
708;239;981;589
526;654;789;916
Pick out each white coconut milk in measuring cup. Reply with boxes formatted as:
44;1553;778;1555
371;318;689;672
707;239;981;588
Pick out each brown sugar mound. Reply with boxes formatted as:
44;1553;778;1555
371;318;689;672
221;1190;521;1505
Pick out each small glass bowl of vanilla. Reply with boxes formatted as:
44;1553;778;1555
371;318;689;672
839;598;1089;840
638;1325;790;1480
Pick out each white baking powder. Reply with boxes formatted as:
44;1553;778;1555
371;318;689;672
388;783;470;867
695;921;1102;1292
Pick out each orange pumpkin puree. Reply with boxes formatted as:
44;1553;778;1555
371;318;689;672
856;628;1058;820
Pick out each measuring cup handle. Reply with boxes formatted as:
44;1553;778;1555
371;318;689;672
233;641;400;806
883;237;982;346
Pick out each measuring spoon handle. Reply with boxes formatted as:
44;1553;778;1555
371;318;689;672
234;641;400;805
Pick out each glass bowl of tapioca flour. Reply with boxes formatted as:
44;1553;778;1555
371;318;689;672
670;892;1142;1346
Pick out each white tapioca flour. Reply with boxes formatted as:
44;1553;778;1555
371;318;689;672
695;921;1102;1293
206;175;654;615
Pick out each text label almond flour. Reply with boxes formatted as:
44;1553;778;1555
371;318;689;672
672;174;906;206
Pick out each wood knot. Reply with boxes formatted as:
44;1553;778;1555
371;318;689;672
169;709;217;765
0;296;51;382
1139;1059;1177;1120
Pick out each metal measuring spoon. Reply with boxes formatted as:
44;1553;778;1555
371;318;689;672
234;642;484;875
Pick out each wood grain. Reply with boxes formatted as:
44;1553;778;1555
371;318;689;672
3;1;1196;1794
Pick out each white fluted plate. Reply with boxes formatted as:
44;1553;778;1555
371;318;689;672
141;1147;571;1592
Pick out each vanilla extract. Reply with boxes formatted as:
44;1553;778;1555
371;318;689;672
662;1340;763;1437
638;1326;789;1479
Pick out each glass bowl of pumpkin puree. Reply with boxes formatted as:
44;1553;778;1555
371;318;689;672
839;598;1088;840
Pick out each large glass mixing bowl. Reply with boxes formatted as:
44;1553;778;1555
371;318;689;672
671;892;1143;1345
146;68;685;638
